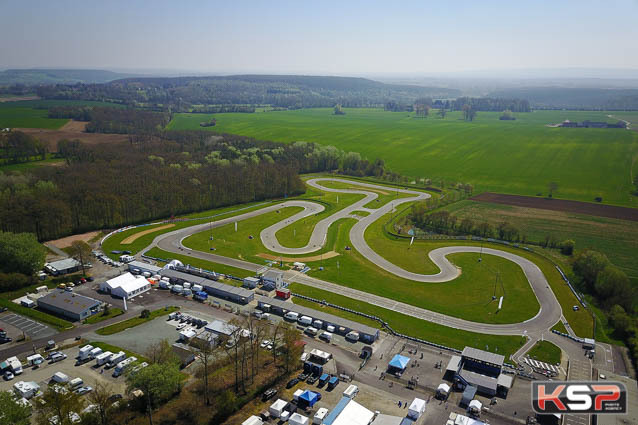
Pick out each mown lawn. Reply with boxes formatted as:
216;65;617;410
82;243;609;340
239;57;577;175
526;340;562;365
167;108;638;206
95;306;179;335
289;284;526;361
84;307;124;324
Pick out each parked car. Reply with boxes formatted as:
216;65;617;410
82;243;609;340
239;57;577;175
260;340;271;349
4;371;14;381
262;388;277;402
286;378;299;389
75;386;93;395
107;394;123;404
176;323;186;330
86;276;94;282
49;353;67;364
298;373;309;381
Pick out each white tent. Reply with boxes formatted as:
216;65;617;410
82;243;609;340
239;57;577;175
437;383;451;397
269;399;287;418
293;389;304;401
468;400;482;414
242;416;263;425
289;413;309;425
101;273;151;299
408;398;426;420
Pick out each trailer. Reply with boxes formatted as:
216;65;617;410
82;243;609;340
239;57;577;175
113;356;137;377
89;347;103;359
327;376;339;390
95;351;113;366
318;373;329;387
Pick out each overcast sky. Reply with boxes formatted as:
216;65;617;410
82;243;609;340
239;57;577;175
2;0;638;75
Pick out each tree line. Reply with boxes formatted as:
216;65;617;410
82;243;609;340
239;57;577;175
433;97;531;112
0;131;47;164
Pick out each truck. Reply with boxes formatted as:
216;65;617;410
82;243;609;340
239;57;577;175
343;384;359;399
298;316;313;326
119;255;135;263
193;291;208;302
78;345;93;361
105;351;126;369
113;357;137;377
95;351;113;366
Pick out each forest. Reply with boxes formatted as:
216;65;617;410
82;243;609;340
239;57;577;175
489;87;638;110
34;75;460;111
0;131;47;165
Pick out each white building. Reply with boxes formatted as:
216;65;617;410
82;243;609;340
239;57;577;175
322;396;375;425
242;416;263;425
269;399;287;418
289;413;309;425
100;273;151;299
261;270;284;288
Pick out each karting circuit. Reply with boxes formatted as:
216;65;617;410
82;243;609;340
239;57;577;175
149;178;563;358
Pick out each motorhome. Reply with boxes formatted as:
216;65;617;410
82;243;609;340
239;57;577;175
113;357;137;377
95;351;113;366
298;316;313;326
89;347;103;359
78;345;93;361
106;351;126;369
69;378;84;390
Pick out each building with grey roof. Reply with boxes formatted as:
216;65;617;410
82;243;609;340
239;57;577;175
44;258;81;276
451;346;511;397
256;295;379;343
37;289;101;321
160;269;254;304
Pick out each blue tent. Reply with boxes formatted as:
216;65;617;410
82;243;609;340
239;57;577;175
298;390;319;408
388;354;410;371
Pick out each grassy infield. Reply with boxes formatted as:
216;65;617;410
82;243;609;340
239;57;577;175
108;177;594;361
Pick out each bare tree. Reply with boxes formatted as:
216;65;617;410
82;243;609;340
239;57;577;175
70;240;91;275
190;333;218;406
86;381;115;425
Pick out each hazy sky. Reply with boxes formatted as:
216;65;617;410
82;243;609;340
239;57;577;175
2;0;638;75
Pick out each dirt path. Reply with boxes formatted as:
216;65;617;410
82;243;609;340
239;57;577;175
17;126;129;150
59;120;87;132
48;231;100;249
256;251;340;262
121;224;175;244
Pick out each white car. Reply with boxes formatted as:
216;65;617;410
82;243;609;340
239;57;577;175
260;340;271;349
176;323;186;330
75;386;93;395
4;371;14;381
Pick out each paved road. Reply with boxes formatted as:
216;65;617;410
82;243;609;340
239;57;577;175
148;178;564;356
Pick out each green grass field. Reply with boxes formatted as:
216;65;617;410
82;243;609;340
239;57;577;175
438;200;638;281
0;99;123;129
84;307;124;324
0;153;65;171
167;108;638;207
526;340;562;365
289;284;526;361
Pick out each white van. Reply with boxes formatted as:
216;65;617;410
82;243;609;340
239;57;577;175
298;316;313;326
305;327;318;337
319;331;333;342
343;384;359;399
284;311;299;321
69;377;84;389
51;372;69;384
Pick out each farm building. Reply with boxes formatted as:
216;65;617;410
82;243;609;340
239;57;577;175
451;347;512;397
37;289;101;321
128;261;162;275
256;295;379;343
100;273;151;299
44;258;81;276
160;269;254;304
322;396;375;425
261;270;284;289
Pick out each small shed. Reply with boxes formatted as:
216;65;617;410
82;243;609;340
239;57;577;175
243;277;260;289
387;354;410;375
298;390;319;409
293;389;304;401
408;398;426;420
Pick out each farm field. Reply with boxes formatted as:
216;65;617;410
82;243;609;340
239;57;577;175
289;283;526;361
167;108;638;206
437;200;638;281
0;99;123;129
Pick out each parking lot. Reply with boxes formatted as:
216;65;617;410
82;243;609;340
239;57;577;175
0;344;128;397
0;312;56;339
